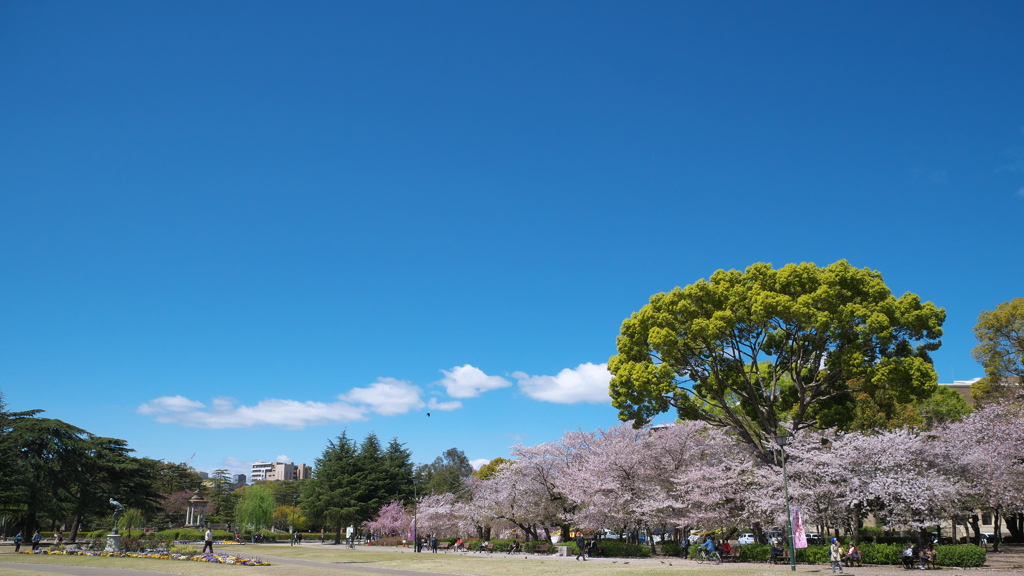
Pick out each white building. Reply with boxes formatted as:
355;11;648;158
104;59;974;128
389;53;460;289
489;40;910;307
251;461;311;481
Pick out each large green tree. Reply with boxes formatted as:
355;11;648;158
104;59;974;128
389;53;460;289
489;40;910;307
608;260;945;462
418;447;473;495
234;484;275;530
302;431;413;543
971;298;1024;403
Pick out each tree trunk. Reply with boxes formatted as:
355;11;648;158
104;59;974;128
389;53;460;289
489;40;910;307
1005;513;1023;541
969;514;982;546
993;509;1001;552
68;515;82;543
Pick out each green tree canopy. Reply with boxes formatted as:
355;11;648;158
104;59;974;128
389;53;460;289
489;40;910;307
234;484;275;530
971;298;1024;403
418;447;473;495
608;260;945;462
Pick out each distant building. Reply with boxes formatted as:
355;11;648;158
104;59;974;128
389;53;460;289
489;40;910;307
232;473;247;488
251;461;311;481
198;471;209;479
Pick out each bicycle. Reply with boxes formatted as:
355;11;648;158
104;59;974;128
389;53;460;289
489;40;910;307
696;549;721;564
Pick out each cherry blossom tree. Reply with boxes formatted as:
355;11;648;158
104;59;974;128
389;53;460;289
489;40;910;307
932;401;1024;546
415;492;474;538
363;500;410;537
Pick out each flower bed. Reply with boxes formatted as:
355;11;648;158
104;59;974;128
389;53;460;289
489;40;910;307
21;548;270;566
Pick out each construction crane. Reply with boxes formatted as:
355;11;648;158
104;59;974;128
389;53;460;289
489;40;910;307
184;453;196;469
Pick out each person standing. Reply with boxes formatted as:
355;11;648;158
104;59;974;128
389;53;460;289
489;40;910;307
203;528;214;554
31;530;41;551
13;532;22;553
829;538;844;574
430;535;438;553
575;534;587;561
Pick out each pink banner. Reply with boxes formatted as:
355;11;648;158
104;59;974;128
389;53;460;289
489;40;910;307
792;506;807;549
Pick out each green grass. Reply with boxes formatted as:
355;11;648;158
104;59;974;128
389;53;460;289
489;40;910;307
3;544;997;576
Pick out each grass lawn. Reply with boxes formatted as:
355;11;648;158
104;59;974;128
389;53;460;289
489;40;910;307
8;544;1006;576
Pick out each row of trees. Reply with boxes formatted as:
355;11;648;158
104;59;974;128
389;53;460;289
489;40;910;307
0;394;201;539
296;430;476;543
365;402;1024;548
0;389;475;541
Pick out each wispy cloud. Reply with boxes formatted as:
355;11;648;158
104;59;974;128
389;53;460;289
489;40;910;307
436;364;512;398
513;362;612;404
470;458;490;470
137;377;429;429
427;397;462;411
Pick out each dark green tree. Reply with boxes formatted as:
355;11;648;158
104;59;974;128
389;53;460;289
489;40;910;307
65;436;161;542
302;431;362;543
383;438;414;503
418;447;473;495
608;260;945;463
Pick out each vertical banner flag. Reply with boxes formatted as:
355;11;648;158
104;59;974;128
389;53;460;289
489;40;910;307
792;506;808;549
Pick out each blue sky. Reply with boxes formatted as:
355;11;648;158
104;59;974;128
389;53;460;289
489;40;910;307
2;1;1022;478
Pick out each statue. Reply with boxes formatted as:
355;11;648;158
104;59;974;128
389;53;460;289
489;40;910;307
110;499;125;534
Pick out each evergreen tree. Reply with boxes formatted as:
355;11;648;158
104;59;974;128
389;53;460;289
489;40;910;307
302;431;362;543
419;448;473;495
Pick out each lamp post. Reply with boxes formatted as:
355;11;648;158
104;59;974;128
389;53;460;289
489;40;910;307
290;494;297;546
777;432;797;572
412;478;420;553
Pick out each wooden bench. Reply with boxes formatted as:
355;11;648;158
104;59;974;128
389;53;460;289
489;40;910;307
721;546;742;562
437;541;452;552
476;543;494;553
843;552;862;567
770;548;790;564
533;544;551;554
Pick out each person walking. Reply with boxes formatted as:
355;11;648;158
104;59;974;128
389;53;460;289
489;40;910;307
829;538;844;574
575;534;587;561
31;530;41;551
203;528;214;554
13;532;22;553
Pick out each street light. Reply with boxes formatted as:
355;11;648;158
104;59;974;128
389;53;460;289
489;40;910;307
412;478;421;553
777;432;797;572
290;494;297;546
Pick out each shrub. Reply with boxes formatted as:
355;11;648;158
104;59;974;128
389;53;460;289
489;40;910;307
936;544;985;568
859;542;903;565
795;544;829;563
170;544;198;555
595;540;652;558
660;541;681;557
739;543;770;562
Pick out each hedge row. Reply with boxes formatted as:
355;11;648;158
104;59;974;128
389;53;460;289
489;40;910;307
735;543;985;567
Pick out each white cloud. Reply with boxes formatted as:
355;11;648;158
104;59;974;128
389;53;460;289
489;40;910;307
470;458;490;470
137;395;205;415
275;454;291;463
137;377;430;429
513;362;612;404
340;377;425;416
437;364;512;398
427;398;462;411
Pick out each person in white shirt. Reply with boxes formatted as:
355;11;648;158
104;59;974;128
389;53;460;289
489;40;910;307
203;528;214;554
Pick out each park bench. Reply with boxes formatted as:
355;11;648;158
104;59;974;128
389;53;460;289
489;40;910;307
721;546;742;562
843;552;862;567
533;544;551;554
770;548;790;564
437;541;452;552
